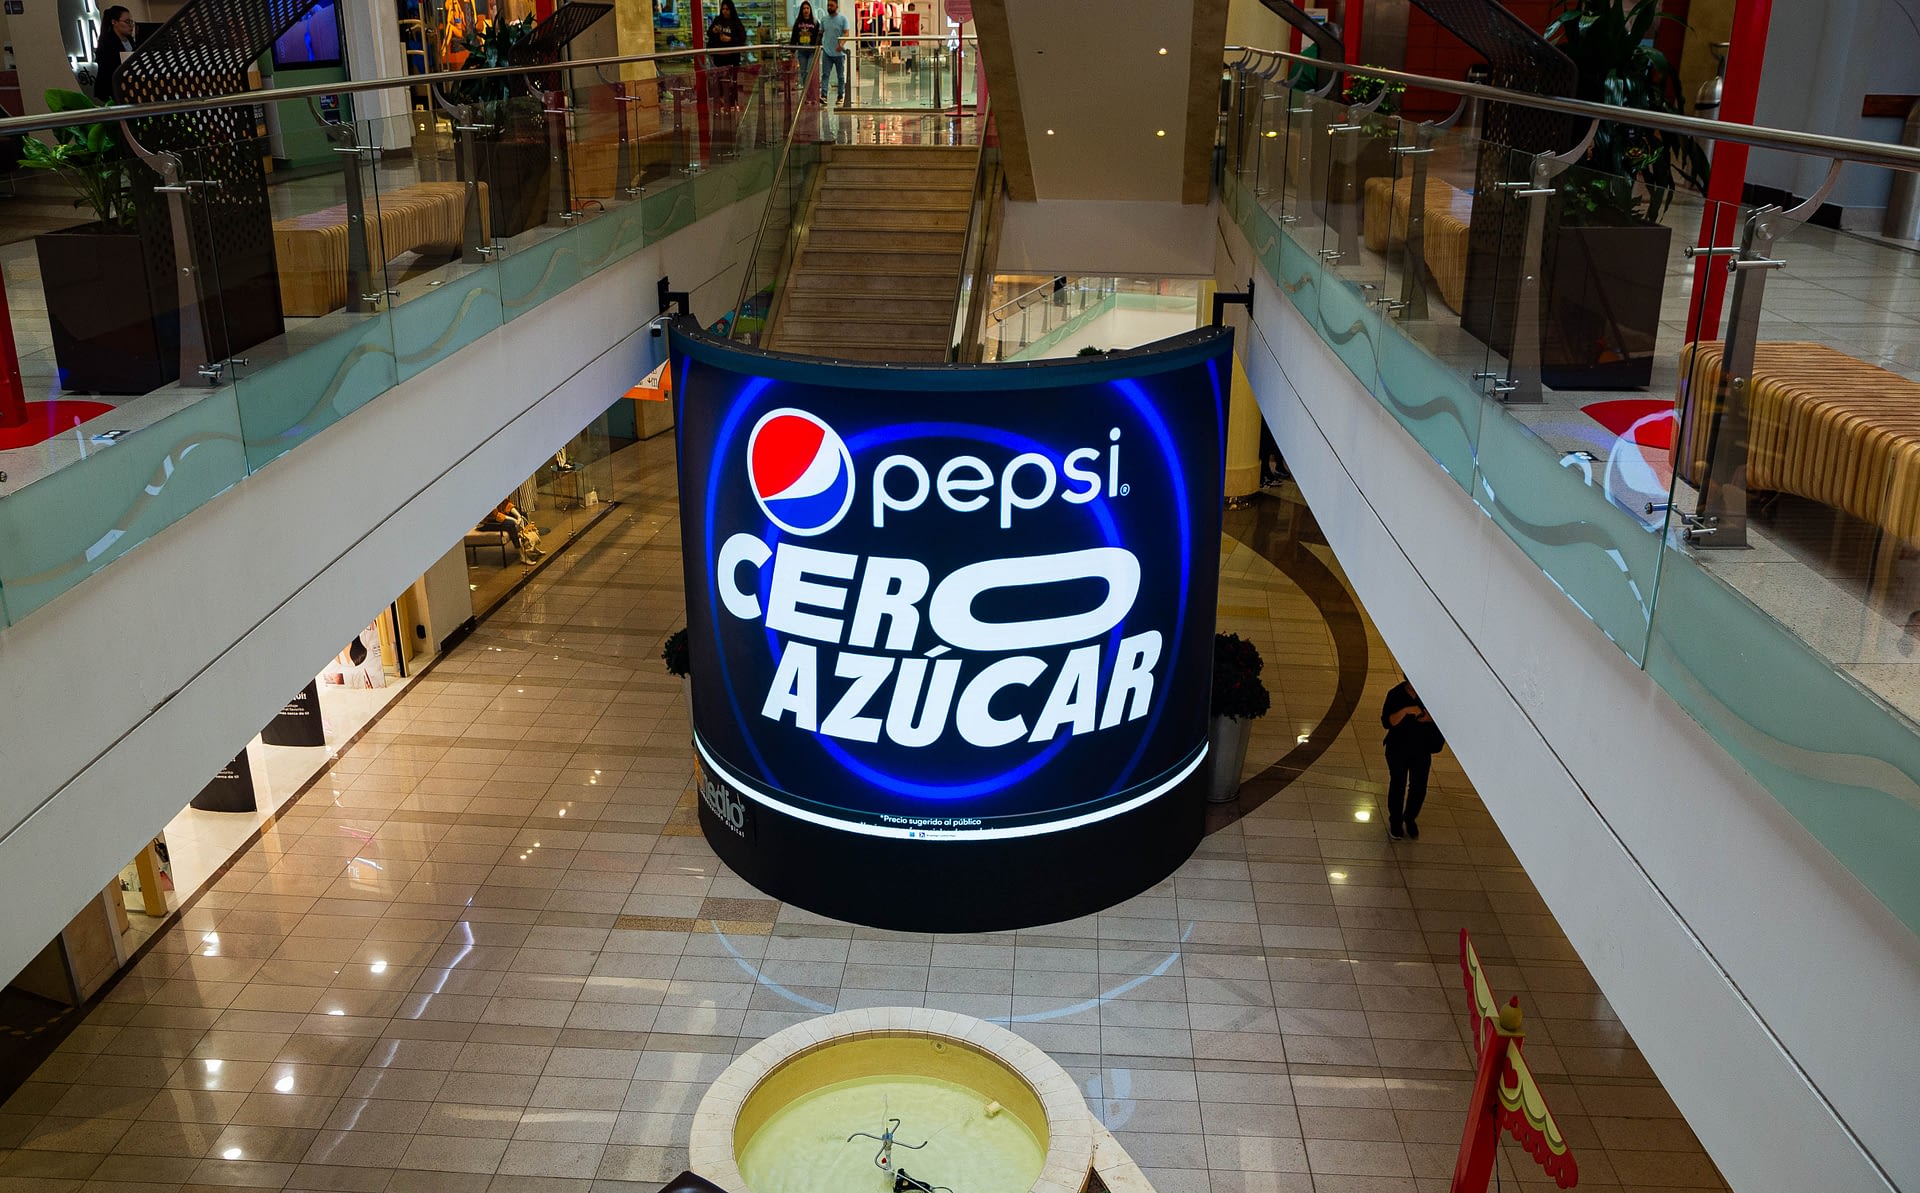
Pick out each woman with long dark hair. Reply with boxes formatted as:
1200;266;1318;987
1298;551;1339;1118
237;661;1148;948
92;6;136;102
790;0;821;100
706;0;749;108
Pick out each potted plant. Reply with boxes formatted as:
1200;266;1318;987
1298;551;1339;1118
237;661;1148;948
1540;0;1709;389
663;626;691;708
20;88;173;394
1323;67;1404;219
1207;632;1271;803
451;15;553;237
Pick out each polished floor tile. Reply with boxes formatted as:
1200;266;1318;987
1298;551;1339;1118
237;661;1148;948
0;439;1729;1192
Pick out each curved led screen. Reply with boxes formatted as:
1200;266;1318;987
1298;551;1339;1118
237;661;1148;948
671;324;1230;930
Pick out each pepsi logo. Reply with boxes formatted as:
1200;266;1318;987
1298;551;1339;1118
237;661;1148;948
749;409;855;537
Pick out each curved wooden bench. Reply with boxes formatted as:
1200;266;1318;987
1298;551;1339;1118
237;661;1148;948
1362;174;1472;313
273;181;490;317
1676;341;1920;541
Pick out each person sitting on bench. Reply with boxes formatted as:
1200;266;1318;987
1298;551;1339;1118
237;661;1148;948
483;498;544;564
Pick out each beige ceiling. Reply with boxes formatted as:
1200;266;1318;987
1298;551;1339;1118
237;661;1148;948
975;0;1227;204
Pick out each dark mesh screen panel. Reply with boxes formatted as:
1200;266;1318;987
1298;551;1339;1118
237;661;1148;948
112;0;328;368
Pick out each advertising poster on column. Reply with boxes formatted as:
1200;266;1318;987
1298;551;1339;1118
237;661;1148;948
671;323;1230;928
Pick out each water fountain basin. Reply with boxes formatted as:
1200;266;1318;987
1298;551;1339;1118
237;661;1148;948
691;1008;1096;1193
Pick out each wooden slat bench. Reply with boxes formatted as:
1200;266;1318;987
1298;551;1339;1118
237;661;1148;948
1362;174;1473;313
1677;341;1920;540
272;181;489;317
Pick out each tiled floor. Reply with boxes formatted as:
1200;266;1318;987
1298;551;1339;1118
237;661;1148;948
0;435;1728;1192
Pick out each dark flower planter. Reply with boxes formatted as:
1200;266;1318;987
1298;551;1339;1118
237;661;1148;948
34;223;175;395
1540;219;1673;391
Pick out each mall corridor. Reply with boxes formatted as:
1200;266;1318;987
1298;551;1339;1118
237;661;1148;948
0;436;1726;1192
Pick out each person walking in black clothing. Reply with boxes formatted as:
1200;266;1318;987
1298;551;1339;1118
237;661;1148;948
1380;677;1443;840
92;7;137;102
706;0;749;108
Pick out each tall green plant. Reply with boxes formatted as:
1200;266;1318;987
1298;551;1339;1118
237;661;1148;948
1546;0;1708;222
18;89;138;230
452;14;541;124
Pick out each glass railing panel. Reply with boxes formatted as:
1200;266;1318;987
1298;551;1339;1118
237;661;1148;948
1463;149;1690;664
729;53;825;348
0;165;247;621
1645;194;1920;931
227;117;403;471
1314;99;1400;394
1284;89;1342;325
1367;115;1491;491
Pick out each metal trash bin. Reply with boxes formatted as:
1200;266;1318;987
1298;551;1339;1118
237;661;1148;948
1886;102;1920;241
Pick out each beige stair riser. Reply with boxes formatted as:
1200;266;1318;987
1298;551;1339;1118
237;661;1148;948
807;229;964;252
778;319;950;341
795;343;951;362
817;188;972;209
797;250;965;274
826;145;976;163
787;274;955;298
785;294;951;320
826;167;979;187
811;208;971;231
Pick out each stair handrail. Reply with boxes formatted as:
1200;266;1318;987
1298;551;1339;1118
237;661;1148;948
985;275;1071;326
947;93;997;362
728;53;825;345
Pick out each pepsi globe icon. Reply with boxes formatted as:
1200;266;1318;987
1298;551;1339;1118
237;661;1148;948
748;409;856;537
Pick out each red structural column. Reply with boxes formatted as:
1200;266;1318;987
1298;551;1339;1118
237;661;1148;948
1689;0;1772;341
1343;0;1364;65
0;266;24;428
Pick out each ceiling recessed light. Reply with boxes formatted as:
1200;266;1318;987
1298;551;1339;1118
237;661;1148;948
1155;130;1167;137
1157;47;1168;55
1046;128;1054;135
1264;130;1279;138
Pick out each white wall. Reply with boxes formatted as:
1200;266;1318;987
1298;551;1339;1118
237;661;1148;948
996;200;1217;276
1748;0;1920;216
0;198;750;985
1217;208;1918;1192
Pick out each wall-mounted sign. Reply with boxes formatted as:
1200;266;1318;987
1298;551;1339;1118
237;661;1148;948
191;749;258;814
671;323;1230;930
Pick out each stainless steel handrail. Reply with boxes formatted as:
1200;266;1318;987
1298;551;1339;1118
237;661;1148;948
0;43;800;137
946;92;995;361
987;276;1061;324
1228;44;1920;174
729;53;826;336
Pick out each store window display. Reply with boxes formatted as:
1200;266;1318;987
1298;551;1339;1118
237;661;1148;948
463;412;616;608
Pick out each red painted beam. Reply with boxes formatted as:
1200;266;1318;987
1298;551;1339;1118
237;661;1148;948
1690;0;1772;341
